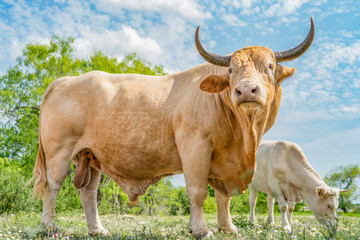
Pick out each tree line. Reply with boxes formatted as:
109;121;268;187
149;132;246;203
0;37;359;215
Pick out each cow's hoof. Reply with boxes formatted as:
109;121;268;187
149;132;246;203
40;222;59;233
218;225;237;234
192;229;214;239
267;218;275;225
89;227;109;236
219;228;242;238
283;225;292;234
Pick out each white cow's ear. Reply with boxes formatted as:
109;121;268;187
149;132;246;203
316;186;327;197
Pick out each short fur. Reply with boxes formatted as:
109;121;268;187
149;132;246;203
32;47;296;237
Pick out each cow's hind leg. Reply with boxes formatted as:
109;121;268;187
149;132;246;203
79;167;109;235
41;151;72;230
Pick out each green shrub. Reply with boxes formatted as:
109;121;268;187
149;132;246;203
0;158;40;213
204;197;217;213
99;178;129;214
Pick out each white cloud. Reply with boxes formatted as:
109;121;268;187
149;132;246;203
73;26;163;62
220;0;253;8
95;0;211;20
341;105;359;114
340;30;354;38
222;13;247;27
262;0;311;17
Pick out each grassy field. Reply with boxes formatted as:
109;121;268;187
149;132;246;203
0;211;359;239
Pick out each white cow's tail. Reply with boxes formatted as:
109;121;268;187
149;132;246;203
32;115;48;200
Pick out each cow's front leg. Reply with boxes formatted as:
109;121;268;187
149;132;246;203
287;202;296;226
176;132;213;239
275;195;291;232
267;194;275;225
214;190;237;234
270;181;291;232
248;186;258;223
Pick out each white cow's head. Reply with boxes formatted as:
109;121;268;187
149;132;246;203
311;186;350;228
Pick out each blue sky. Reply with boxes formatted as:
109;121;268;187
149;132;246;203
0;0;359;186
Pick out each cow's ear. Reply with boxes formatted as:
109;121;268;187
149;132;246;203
316;186;327;197
200;74;229;93
275;64;295;84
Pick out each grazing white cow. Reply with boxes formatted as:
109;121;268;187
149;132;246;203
249;140;348;231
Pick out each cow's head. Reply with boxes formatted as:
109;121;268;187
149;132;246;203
196;17;314;111
312;186;350;228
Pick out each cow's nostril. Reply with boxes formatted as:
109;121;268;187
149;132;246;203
237;89;242;96
251;86;258;94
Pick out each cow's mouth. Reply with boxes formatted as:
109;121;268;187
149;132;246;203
239;101;261;110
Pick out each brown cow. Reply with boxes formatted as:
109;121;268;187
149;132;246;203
32;18;314;238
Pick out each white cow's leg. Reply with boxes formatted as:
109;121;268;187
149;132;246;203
267;194;275;225
214;190;237;234
269;181;291;232
287;202;296;226
248;186;258;223
80;168;108;236
270;182;291;232
41;151;72;229
276;197;291;232
176;132;212;239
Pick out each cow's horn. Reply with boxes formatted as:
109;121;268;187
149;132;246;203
339;189;351;193
195;26;231;67
274;17;315;62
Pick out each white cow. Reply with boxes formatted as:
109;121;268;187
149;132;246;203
248;140;348;231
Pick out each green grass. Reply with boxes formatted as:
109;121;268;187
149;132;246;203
0;211;359;239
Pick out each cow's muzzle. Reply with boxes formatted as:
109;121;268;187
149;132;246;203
232;83;265;109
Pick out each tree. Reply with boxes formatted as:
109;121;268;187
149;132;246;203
0;36;167;213
324;164;360;212
0;36;166;175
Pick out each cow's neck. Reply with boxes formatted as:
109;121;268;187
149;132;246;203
217;88;271;148
286;158;326;204
207;89;263;193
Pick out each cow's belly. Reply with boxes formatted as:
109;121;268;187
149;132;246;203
89;124;182;202
93;141;183;179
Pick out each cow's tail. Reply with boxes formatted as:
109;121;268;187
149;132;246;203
28;78;71;199
32;115;48;200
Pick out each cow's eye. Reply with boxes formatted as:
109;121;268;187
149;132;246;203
269;63;274;70
229;68;232;74
328;204;334;210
